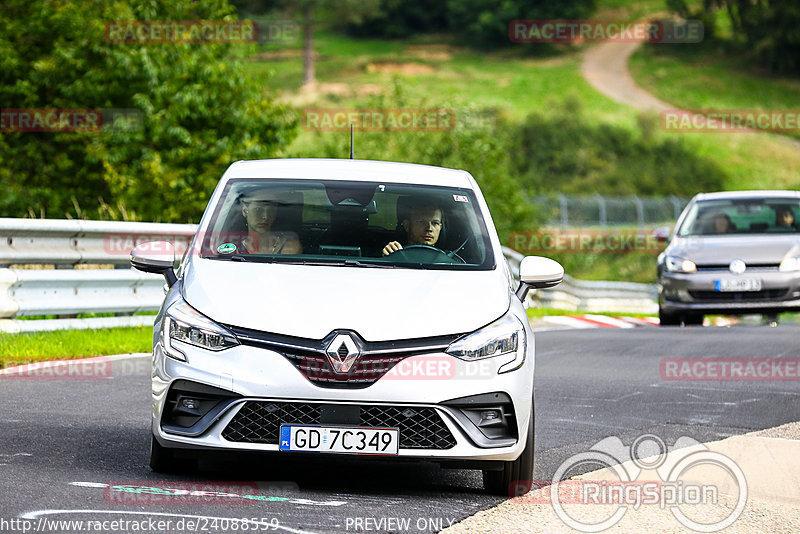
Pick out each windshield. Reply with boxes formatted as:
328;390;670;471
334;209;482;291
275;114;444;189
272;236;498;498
198;179;495;270
678;198;800;236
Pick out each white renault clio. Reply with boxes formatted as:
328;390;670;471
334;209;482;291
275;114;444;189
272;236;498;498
131;158;562;495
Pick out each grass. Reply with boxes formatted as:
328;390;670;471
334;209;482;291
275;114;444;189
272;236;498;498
527;307;656;318
241;26;800;191
16;312;157;321
630;44;800;140
631;45;800;111
0;327;152;367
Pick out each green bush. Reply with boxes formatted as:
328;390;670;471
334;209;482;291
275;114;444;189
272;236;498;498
510;100;727;197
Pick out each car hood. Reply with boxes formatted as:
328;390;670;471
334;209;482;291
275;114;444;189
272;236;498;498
669;235;800;265
181;258;510;341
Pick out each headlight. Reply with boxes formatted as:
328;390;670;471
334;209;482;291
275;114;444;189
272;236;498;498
780;257;800;272
164;298;239;360
665;256;697;273
445;312;527;374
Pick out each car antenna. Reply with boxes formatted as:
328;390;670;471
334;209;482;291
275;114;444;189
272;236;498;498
350;124;354;159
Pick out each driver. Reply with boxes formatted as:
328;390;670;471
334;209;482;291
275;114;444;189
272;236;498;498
382;201;443;256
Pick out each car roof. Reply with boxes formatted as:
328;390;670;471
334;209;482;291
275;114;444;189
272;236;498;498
222;158;474;188
694;190;800;201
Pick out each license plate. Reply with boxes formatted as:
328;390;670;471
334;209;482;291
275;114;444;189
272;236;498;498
715;278;762;292
279;425;399;455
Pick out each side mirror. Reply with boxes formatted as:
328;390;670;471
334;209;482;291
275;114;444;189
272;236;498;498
131;241;177;287
516;256;564;301
653;226;672;243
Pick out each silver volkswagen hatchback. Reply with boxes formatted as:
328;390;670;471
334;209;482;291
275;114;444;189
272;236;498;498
658;190;800;325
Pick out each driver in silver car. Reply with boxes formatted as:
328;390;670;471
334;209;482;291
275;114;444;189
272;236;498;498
382;200;443;256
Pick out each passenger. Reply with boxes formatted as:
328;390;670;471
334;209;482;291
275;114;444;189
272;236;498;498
382;200;444;256
775;207;797;230
239;187;302;254
713;213;733;234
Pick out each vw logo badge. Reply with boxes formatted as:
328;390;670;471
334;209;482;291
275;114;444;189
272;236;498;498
325;333;360;374
729;259;746;274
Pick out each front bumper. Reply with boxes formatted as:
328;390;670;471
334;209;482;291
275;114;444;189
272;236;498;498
659;269;800;314
151;335;534;463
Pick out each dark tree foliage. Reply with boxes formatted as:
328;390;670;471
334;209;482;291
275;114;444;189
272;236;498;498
343;0;449;38
669;0;800;74
447;0;596;48
343;0;596;45
0;0;296;221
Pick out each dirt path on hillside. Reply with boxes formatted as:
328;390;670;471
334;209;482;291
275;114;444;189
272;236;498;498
581;41;670;112
580;40;800;150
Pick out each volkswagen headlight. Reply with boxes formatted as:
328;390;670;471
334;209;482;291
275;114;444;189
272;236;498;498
779;256;800;272
665;256;697;273
164;298;239;360
445;312;527;374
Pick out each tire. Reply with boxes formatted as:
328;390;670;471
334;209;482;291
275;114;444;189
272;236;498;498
483;410;534;496
682;313;704;326
658;307;680;326
149;433;196;473
149;433;175;472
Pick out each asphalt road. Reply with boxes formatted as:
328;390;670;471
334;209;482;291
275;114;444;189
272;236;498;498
1;325;799;533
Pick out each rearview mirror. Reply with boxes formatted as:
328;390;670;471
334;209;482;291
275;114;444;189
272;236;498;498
131;241;177;287
516;256;564;301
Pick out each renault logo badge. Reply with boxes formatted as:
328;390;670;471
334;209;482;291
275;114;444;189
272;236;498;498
325;333;360;373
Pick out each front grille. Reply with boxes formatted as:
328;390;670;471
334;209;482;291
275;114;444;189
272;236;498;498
227;326;458;389
221;401;456;449
281;352;408;387
688;288;790;302
695;264;779;273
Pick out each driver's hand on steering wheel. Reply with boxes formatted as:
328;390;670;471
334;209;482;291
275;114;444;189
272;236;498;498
382;241;403;256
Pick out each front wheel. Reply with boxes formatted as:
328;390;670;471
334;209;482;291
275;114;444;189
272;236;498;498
483;410;534;496
658;307;680;326
150;433;196;473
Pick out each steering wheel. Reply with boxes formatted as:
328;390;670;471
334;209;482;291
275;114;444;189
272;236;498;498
389;244;465;264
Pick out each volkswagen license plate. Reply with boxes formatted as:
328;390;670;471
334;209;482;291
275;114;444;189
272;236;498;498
715;278;762;292
279;425;399;455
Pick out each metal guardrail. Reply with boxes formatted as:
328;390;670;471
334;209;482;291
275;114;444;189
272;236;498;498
0;220;658;332
0;218;196;265
502;247;658;314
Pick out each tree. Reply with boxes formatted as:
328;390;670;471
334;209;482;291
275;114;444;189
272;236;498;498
0;0;297;221
668;0;800;74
